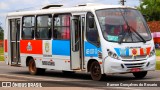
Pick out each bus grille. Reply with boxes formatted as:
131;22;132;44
124;62;146;68
121;55;147;62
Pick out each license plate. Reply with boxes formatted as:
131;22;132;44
130;68;140;72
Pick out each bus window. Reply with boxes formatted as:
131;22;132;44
22;16;35;39
86;12;100;47
53;14;71;40
36;15;52;39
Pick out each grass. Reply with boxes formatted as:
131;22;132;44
0;47;3;54
156;49;160;70
156;49;160;56
156;61;160;70
0;47;4;61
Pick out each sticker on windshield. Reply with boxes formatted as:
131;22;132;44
107;35;118;41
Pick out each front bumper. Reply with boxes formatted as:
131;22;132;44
103;55;156;74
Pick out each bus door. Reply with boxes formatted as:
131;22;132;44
10;19;21;66
71;14;85;70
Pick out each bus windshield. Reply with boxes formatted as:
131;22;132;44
96;9;152;43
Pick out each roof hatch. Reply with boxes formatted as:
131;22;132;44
42;4;63;9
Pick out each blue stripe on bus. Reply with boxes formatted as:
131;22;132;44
114;48;120;56
126;48;129;56
52;40;70;56
51;40;101;57
84;42;101;57
114;48;130;56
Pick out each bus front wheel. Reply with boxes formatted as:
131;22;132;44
132;71;147;79
28;59;45;75
90;61;105;81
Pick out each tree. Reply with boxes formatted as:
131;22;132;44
137;0;160;21
0;25;4;40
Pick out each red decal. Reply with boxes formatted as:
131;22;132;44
4;40;8;52
146;47;151;55
132;48;137;55
20;40;42;54
140;48;144;55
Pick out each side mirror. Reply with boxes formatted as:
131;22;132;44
89;17;94;28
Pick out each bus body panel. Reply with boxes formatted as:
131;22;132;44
101;39;156;74
20;40;71;70
4;4;156;80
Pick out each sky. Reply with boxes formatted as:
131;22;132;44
0;0;140;29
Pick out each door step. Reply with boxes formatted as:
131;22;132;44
11;63;21;67
73;69;86;72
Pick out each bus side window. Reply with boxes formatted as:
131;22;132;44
53;14;71;40
86;12;100;47
36;15;52;40
22;16;35;39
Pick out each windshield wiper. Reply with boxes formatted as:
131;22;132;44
129;26;146;43
118;9;146;44
118;9;130;44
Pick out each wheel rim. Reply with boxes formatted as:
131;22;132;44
29;60;36;73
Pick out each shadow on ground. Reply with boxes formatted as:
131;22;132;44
9;70;153;82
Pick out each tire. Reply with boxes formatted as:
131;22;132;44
28;59;45;75
132;71;147;79
90;61;105;81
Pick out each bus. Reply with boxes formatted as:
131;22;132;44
4;4;156;81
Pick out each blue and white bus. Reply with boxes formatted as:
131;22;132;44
4;4;156;80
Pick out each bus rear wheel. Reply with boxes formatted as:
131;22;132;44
28;59;45;75
90;61;105;81
132;71;147;79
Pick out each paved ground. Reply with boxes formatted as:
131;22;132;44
0;62;160;90
156;56;160;61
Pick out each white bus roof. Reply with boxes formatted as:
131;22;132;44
7;4;135;17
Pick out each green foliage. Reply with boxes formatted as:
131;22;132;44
137;0;160;21
0;26;4;40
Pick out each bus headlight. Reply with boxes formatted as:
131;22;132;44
107;49;120;60
108;51;112;56
149;49;155;57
